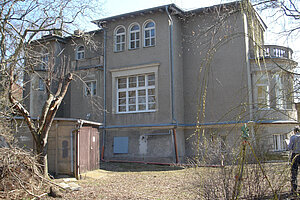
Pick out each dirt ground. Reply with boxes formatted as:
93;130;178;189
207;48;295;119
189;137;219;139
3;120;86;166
43;162;295;200
46;162;199;200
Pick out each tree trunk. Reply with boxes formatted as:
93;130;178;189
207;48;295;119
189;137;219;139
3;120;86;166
36;134;49;178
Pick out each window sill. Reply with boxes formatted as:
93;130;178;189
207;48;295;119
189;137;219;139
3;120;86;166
116;110;156;114
143;45;155;48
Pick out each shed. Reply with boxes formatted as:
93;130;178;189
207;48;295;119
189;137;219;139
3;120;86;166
16;118;102;178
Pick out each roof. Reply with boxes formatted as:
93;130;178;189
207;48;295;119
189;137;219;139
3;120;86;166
92;1;244;26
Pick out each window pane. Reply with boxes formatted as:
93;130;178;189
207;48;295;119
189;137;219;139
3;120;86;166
129;105;136;111
138;89;146;96
136;41;140;47
119;91;126;98
151;29;155;37
129;98;136;104
138;104;146;110
148;88;155;95
119;98;126;105
129;91;136;97
145;22;154;28
148;96;155;103
130;42;135;49
119;106;126;112
148;103;156;110
131;25;139;31
118;78;127;89
145;30;150;38
129;77;137;87
138;97;146;103
117;28;125;34
148;74;155;85
136;33;139;39
151;38;155;46
138;76;145;86
130;33;134;40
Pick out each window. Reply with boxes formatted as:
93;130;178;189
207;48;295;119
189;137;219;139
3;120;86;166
40;54;49;70
84;81;96;96
76;45;85;60
256;74;270;109
129;24;140;49
38;78;45;91
117;73;156;113
115;26;126;52
144;20;155;47
273;134;287;151
275;74;284;109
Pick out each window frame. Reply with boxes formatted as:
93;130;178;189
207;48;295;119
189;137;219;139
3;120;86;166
116;73;156;113
143;20;156;47
76;45;85;60
38;78;45;91
40;53;49;70
256;73;270;110
84;80;97;97
111;63;159;114
273;134;287;151
128;23;140;50
114;25;126;52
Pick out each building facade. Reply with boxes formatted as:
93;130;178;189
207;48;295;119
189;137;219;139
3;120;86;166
25;2;298;164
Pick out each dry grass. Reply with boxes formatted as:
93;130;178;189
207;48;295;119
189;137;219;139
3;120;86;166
41;161;298;200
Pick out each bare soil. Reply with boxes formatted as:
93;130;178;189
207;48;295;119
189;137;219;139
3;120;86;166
46;162;198;200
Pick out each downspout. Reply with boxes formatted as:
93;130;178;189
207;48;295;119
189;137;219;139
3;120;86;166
75;120;84;179
243;13;255;136
96;22;107;161
166;5;179;163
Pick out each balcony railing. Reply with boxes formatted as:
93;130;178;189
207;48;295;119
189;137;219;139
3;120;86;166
263;45;293;59
250;45;293;60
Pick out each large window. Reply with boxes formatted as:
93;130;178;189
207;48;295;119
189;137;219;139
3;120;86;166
273;134;287;151
256;74;270;109
117;73;156;113
76;45;85;60
84;81;96;96
115;26;126;52
275;74;284;109
144;21;155;47
129;24;140;49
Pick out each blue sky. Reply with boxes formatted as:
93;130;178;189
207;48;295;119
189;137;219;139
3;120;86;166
84;0;299;64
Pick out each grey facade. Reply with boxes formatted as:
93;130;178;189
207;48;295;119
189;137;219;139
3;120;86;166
25;2;298;164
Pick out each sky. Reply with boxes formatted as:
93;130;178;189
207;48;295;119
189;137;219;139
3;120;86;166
84;0;299;65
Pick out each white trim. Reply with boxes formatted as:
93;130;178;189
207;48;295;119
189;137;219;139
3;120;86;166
114;25;126;52
128;23;140;50
143;19;156;47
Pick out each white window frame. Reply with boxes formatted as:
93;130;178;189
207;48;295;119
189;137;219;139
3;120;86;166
128;23;140;50
143;20;155;47
117;74;155;113
111;63;159;114
273;134;287;151
114;26;126;52
76;45;85;60
256;74;270;109
84;80;97;96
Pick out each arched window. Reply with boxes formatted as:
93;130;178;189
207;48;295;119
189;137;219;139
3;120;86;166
144;20;155;47
115;26;126;52
76;45;85;60
129;24;140;49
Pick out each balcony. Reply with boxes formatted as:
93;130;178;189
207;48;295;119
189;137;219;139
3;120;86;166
263;45;293;59
250;45;294;60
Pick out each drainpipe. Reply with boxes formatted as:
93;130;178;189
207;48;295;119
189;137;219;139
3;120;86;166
96;22;107;161
243;13;255;138
166;5;179;164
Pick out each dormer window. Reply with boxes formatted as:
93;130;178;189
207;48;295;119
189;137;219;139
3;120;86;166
76;45;85;60
144;20;155;47
129;24;140;49
115;26;126;52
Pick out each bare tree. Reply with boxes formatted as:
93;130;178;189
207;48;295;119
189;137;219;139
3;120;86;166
0;0;102;177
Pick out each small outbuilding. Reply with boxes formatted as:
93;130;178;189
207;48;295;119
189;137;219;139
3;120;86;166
16;118;102;178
